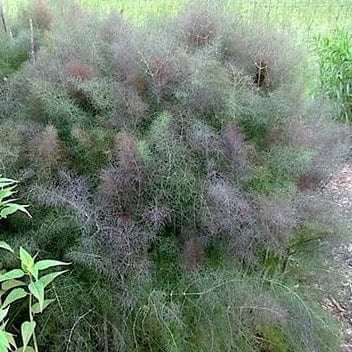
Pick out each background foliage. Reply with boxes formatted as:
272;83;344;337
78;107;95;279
314;28;352;122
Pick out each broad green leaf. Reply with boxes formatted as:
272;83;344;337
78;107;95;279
1;204;31;219
28;267;38;282
0;242;14;254
2;279;25;291
32;299;55;314
21;321;36;350
19;248;34;275
5;332;16;349
1;198;18;205
0;187;16;201
0;319;8;329
39;270;68;289
16;347;35;352
2;288;27;308
0;177;17;183
0;329;10;351
0;307;9;322
0;206;19;218
28;281;44;312
0;269;25;283
34;260;71;272
0;178;17;188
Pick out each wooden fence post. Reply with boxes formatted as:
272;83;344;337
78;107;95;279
0;0;8;34
29;18;35;62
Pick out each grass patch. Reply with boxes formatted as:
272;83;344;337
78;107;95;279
314;28;352;122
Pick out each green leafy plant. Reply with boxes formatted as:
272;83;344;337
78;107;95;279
0;177;70;352
314;28;352;122
0;177;31;219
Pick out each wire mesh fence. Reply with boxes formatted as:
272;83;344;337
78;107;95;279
2;0;352;40
234;0;352;34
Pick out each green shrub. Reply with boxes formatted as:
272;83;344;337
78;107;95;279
0;1;349;350
116;265;342;352
0;31;30;83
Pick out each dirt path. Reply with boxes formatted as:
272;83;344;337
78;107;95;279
325;163;352;351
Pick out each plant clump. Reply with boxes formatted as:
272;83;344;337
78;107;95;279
0;1;350;351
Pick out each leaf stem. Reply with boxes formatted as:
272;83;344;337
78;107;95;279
29;280;39;352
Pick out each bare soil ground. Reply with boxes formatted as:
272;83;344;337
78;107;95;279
325;163;352;351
